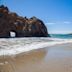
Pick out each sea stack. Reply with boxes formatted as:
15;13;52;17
0;5;49;38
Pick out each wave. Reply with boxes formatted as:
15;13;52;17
0;37;72;56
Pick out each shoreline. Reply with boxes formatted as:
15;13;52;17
0;43;72;72
0;41;72;57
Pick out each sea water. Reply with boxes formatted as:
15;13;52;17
50;34;72;39
0;36;72;56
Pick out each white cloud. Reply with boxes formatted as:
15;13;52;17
46;21;72;25
63;21;71;24
46;22;56;25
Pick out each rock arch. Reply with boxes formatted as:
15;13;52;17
0;5;49;38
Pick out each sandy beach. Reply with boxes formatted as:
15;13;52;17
0;43;72;72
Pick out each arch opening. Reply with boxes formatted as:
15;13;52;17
9;31;16;38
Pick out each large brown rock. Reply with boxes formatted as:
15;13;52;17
0;5;49;38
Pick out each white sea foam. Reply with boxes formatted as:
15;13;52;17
0;37;72;56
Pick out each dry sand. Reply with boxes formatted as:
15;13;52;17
0;43;72;72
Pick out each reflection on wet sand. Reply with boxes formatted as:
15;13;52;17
0;43;72;72
0;48;47;72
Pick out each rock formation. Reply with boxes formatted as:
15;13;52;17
0;5;49;38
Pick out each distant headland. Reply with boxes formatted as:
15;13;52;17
0;5;50;38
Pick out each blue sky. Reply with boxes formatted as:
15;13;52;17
0;0;72;34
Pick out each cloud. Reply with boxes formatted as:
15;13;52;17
46;21;72;25
63;21;71;24
46;22;56;25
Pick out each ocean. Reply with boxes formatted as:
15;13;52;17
50;34;72;39
0;34;72;56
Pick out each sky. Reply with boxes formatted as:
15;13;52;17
0;0;72;34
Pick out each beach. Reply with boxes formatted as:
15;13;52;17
0;43;72;72
0;0;72;72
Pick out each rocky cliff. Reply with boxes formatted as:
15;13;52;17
0;5;49;38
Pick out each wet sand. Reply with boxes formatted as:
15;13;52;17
0;43;72;72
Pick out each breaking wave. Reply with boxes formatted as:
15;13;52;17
0;37;72;56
